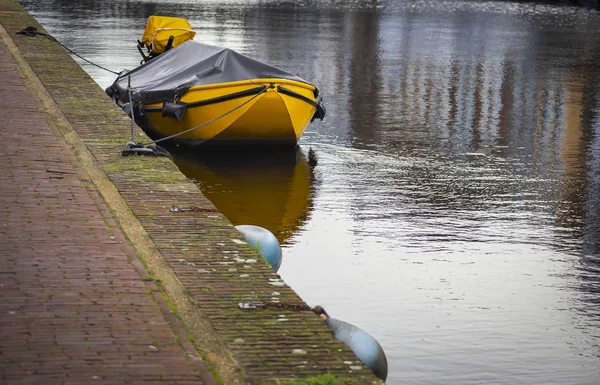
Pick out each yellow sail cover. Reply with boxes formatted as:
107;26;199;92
141;16;196;54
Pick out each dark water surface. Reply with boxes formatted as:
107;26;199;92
18;0;600;383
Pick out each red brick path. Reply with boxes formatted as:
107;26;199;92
0;38;213;385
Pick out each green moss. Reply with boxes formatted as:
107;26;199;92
160;291;178;315
103;159;155;172
142;274;162;283
260;374;353;385
186;334;224;385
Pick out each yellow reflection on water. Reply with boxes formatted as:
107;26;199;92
171;147;315;245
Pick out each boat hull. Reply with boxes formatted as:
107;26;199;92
136;78;321;147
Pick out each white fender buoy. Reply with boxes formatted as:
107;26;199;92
235;225;282;271
313;306;388;382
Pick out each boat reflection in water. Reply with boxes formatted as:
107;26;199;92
170;146;316;245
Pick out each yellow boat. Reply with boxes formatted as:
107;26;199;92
107;16;325;147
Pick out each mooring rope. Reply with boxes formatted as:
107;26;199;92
141;85;270;146
123;85;269;155
17;26;120;75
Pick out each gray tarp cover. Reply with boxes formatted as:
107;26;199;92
109;40;310;104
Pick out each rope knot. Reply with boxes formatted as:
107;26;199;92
17;26;40;36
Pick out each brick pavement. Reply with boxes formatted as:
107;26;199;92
0;37;215;385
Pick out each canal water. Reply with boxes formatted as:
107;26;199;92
19;0;600;384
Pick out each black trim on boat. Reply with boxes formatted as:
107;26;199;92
277;86;326;121
277;86;317;107
140;85;268;113
187;85;268;108
140;84;325;121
